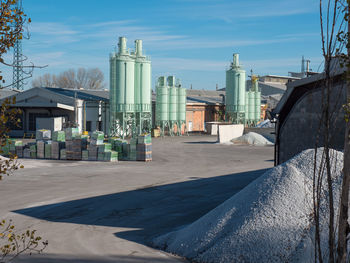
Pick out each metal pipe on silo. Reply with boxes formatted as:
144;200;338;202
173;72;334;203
135;39;142;56
248;91;255;122
118;37;127;55
255;91;261;123
245;91;249;124
168;76;177;135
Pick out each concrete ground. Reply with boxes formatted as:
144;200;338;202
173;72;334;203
0;135;274;263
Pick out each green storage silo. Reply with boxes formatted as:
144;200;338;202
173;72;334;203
109;36;152;138
225;53;246;124
156;76;169;135
134;39;152;134
177;86;186;135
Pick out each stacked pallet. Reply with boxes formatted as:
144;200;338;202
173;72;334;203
109;138;127;160
51;141;65;160
36;140;45;159
137;134;152;161
82;150;89;161
30;144;37;159
52;131;65;142
23;148;31;158
14;141;24;158
44;141;52;159
128;138;137;161
66;139;82;160
104;151;118;162
98;143;116;161
89;131;104;161
1;139;10;156
60;149;66;160
36;129;51;140
65;128;79;140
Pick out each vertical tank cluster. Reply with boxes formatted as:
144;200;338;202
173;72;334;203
109;37;152;138
225;54;246;124
245;75;261;126
225;53;261;126
156;75;186;136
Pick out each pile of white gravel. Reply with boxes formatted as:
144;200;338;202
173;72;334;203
153;149;343;263
232;132;273;146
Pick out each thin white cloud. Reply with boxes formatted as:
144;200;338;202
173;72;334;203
153;57;227;71
29;22;79;36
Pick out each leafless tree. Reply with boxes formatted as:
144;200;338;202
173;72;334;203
313;0;349;262
31;68;106;90
31;73;56;88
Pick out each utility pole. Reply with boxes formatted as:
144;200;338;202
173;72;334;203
12;0;24;90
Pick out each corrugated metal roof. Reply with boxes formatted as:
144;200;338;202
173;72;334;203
0;89;20;100
45;87;109;102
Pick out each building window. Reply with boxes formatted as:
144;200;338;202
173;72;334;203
86;121;92;132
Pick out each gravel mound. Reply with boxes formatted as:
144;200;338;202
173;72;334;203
153;149;343;263
232;132;273;146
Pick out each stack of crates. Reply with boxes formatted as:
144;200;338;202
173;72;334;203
36;129;51;159
36;140;45;159
51;141;65;160
60;149;66;160
52;131;65;142
136;134;152;161
65;128;79;140
30;144;37;159
98;143;112;161
109;138;127;160
104;151;118;162
65;128;81;160
36;129;51;140
82;150;89;161
81;134;89;150
1;139;10;156
23;148;31;158
66;139;82;160
89;131;104;161
14;141;24;158
128;138;137;161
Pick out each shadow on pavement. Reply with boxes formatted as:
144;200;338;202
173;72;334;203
183;141;217;144
13;169;269;245
13;254;187;263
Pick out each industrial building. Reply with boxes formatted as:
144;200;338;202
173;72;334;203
1;86;227;137
273;63;345;165
1;87;109;137
109;37;152;138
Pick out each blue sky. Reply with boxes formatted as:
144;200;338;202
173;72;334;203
3;0;323;90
